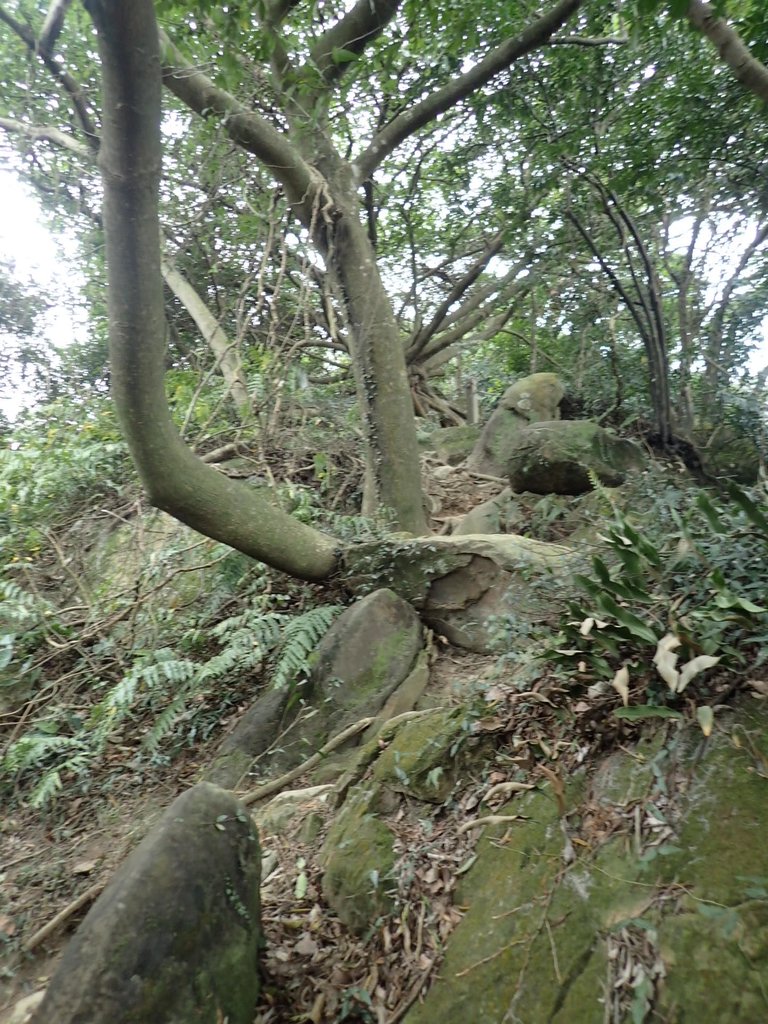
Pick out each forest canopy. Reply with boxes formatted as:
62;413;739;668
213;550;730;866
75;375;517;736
0;0;766;569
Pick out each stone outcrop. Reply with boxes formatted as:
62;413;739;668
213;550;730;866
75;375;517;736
453;486;523;535
320;707;478;931
404;699;768;1023
426;424;481;465
505;419;645;494
206;588;424;787
467;373;564;475
346;534;574;652
31;783;263;1024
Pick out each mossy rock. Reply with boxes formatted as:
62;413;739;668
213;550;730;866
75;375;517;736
454;487;524;536
429;425;481;465
346;533;573;652
700;434;760;484
321;708;479;932
506;420;645;495
31;783;263;1024
405;701;768;1023
466;374;565;476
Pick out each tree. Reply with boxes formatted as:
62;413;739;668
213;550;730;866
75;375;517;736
2;0;766;585
0;0;585;579
686;0;768;103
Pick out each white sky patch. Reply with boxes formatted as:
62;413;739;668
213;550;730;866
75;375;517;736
0;169;88;419
667;214;768;375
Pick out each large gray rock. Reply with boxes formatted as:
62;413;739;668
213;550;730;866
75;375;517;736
404;699;768;1024
31;783;262;1024
506;419;644;495
205;685;288;788
248;589;424;777
346;534;574;653
453;486;523;536
467;373;564;475
321;708;475;932
429;424;481;465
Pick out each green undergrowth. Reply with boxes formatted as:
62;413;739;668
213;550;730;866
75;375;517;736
0;403;349;807
546;472;768;719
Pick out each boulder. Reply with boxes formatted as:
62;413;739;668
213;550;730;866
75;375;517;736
505;420;644;495
248;589;424;778
700;432;760;484
345;534;574;653
453;486;523;536
321;708;476;932
404;699;768;1024
31;783;262;1024
467;373;564;475
428;424;481;465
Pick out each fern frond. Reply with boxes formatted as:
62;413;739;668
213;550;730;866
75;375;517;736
271;605;341;690
29;751;92;808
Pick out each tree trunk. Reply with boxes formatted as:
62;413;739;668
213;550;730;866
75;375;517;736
329;208;427;533
85;0;339;582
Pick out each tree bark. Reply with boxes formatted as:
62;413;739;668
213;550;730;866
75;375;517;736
160;256;251;418
84;0;339;582
327;205;428;532
687;0;768;104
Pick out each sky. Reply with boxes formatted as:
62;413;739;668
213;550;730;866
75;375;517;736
0;166;766;423
0;168;87;419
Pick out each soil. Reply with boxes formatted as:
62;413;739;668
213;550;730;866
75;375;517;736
0;642;494;1024
2;456;759;1023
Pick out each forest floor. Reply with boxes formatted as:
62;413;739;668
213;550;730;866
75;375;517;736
1;457;760;1022
0;460;509;1022
0;641;499;1023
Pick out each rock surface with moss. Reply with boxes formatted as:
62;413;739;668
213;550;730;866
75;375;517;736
404;699;768;1023
346;533;574;652
321;707;481;931
466;373;565;476
30;783;263;1024
505;419;645;495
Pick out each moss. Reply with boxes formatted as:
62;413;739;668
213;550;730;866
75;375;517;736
430;425;481;465
657;901;768;1020
321;786;397;932
372;707;472;802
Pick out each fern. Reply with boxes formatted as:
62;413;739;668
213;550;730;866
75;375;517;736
271;605;341;690
29;751;92;808
2;596;344;805
2;733;92;808
90;649;198;747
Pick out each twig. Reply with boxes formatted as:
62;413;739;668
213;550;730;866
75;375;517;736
457;814;526;835
463;470;507;484
386;969;434;1024
237;716;375;806
23;880;105;952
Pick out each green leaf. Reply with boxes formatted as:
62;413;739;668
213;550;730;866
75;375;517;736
726;482;768;534
332;46;358;64
669;0;692;16
696;492;726;533
0;638;14;670
294;870;308;899
614;706;684;721
597;595;658;643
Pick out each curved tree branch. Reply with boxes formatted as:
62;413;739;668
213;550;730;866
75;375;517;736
159;31;326;227
38;0;73;55
687;0;768;104
160;256;252;417
408;231;505;358
83;0;339;581
353;0;584;182
306;0;403;89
